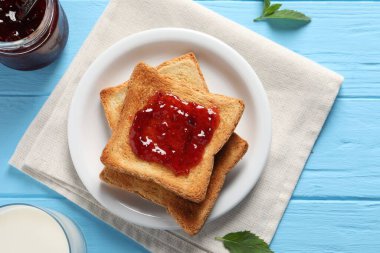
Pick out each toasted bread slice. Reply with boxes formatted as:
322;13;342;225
100;54;248;234
101;63;245;202
100;53;208;130
101;133;248;235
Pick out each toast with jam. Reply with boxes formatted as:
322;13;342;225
100;62;244;203
99;53;247;234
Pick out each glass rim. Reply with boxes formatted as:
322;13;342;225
0;203;83;253
0;0;55;51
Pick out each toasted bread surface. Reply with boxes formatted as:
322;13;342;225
100;53;208;130
101;63;245;202
100;133;248;235
100;82;128;130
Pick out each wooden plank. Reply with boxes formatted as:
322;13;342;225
0;1;379;98
272;200;380;252
0;198;148;253
294;98;380;199
199;1;380;98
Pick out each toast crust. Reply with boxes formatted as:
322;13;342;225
101;63;245;202
100;133;248;235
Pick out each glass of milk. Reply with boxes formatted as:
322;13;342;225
0;204;86;253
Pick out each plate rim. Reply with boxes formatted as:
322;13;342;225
68;27;272;229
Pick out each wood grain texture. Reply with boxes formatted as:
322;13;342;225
201;1;380;98
294;98;380;199
272;200;380;252
0;0;379;252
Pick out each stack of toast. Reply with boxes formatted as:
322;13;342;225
99;53;248;235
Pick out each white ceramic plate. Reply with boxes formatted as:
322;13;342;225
68;28;271;229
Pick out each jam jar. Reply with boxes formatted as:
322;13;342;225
0;0;69;70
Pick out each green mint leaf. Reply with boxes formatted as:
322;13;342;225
262;9;311;22
263;3;282;16
264;0;271;11
255;1;311;23
215;231;274;253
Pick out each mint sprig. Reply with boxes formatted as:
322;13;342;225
215;231;274;253
254;0;311;23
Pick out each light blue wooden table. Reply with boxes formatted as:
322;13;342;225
1;0;380;252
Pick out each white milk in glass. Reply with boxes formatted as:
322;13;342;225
0;205;70;253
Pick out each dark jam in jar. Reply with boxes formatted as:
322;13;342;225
130;92;220;176
0;0;46;42
0;0;69;70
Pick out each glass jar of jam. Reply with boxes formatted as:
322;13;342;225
0;0;69;70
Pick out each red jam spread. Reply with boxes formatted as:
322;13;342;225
130;92;220;176
0;0;46;42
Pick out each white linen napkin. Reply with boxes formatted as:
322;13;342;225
10;0;343;252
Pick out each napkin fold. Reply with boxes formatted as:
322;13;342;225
10;0;343;252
